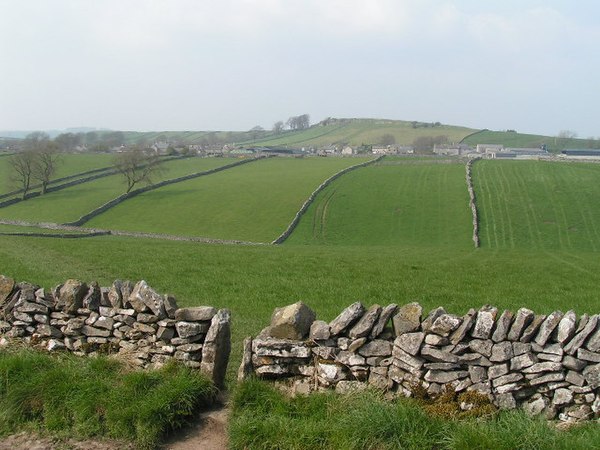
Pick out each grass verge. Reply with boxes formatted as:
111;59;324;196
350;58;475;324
230;379;600;450
0;349;216;449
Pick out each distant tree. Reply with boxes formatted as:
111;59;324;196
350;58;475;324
54;132;82;151
113;148;165;193
555;130;577;148
286;114;311;131
8;150;36;199
273;121;284;135
8;132;62;197
249;125;265;141
379;133;396;146
412;135;448;152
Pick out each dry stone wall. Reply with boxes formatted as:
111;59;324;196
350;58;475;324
466;157;480;248
240;301;600;422
0;274;231;388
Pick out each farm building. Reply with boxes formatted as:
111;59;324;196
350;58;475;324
341;146;354;155
486;147;548;159
433;143;472;156
560;149;600;160
476;144;504;154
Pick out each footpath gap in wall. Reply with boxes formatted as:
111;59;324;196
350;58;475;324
0;274;231;388
239;301;600;422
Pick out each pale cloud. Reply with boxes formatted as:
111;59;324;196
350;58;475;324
1;0;599;135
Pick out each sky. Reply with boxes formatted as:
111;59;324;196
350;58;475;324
1;0;599;137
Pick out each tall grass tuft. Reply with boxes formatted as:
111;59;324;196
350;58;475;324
230;379;600;450
0;349;216;449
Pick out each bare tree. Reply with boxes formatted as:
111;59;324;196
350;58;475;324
8;150;36;199
113;148;165;193
32;141;61;194
272;121;284;135
378;133;396;146
249;125;264;141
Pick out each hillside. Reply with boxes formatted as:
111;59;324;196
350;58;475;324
462;130;591;152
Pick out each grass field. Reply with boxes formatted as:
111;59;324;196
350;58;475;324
2;154;600;447
287;158;472;247
0;157;236;224
0;153;114;195
86;157;371;242
473;160;600;251
2;234;600;385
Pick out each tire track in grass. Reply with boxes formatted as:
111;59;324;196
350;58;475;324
478;162;500;248
570;165;600;250
319;189;336;241
413;164;431;242
545;164;568;249
497;163;516;249
511;163;542;250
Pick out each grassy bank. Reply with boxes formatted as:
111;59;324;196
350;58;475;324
0;349;216;449
230;379;600;450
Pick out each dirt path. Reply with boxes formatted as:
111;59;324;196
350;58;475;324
0;404;229;450
161;404;229;450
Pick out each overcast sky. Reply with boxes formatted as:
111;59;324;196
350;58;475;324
1;0;599;137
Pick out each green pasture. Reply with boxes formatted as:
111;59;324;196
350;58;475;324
473;160;600;251
0;157;236;224
86;157;370;242
0;153;114;195
287;158;472;247
246;119;475;148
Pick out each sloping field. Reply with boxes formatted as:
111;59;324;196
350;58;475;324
287;158;473;247
0;153;114;195
246;119;475;148
0;157;236;223
462;130;588;152
86;157;371;242
473;160;600;251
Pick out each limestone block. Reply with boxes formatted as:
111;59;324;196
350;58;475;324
556;310;577;344
565;315;599;355
349;304;381;339
507;308;535;341
392;302;422;336
329;302;365;336
309;320;330;340
358;339;392;357
394;332;424;356
450;308;476;344
200;309;231;388
429;314;462;337
491;310;513;342
56;280;88;314
370;303;397;338
471;305;498;339
128;280;166;317
175;306;217;322
534;311;563;346
520;315;546;343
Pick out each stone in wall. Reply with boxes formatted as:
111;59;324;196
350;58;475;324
0;275;231;389
246;300;600;422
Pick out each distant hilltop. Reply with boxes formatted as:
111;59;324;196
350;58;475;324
0;118;594;153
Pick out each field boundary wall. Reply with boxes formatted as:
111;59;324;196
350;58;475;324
466;158;480;248
0;155;187;208
241;301;600;422
271;155;384;244
0;275;231;388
